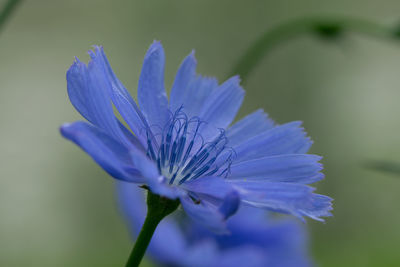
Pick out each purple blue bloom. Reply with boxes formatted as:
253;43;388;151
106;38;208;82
118;182;312;267
61;41;332;231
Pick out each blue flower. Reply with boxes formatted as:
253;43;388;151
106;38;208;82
61;41;332;231
118;182;313;267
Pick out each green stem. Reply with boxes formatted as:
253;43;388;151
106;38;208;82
230;16;396;84
125;191;180;267
365;160;400;177
0;0;23;33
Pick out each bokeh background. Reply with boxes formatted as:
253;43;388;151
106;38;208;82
1;0;400;266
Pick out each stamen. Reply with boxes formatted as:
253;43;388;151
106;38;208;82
145;108;234;186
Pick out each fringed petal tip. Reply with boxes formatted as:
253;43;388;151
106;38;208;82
297;194;333;223
226;75;245;94
90;45;103;51
189;49;196;58
233;181;332;222
66;57;85;77
146;40;164;57
138;39;169;128
228;74;241;83
72;56;83;65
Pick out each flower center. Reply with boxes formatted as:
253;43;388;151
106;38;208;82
145;109;234;185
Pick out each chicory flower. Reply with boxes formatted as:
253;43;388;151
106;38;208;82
61;41;332;231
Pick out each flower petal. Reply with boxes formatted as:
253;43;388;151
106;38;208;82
129;151;159;179
66;54;133;148
138;41;169;128
180;240;218;267
231;180;333;221
230;121;312;163
229;154;324;184
169;53;245;129
169;51;197;111
198;76;244;129
226;109;274;147
169;52;220;119
60;121;143;182
181;177;240;225
221;210;311;267
66;58;92;121
150;219;190;265
117;181;146;230
214;246;267;267
180;195;229;234
181;176;235;199
93;46;149;144
218;191;240;219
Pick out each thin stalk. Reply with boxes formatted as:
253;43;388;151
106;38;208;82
125;191;179;267
0;0;23;33
229;16;396;84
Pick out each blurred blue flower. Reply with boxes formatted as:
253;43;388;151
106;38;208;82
118;182;312;267
61;41;332;231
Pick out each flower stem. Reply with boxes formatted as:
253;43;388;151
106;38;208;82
125;191;180;267
0;0;23;34
230;16;398;84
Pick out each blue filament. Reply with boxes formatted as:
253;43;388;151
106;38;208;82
146;108;234;186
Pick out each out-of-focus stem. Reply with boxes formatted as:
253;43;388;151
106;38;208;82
0;0;23;34
229;16;396;84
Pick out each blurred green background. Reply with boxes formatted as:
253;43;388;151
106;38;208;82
1;0;400;266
